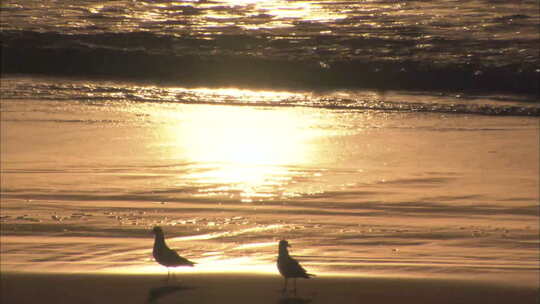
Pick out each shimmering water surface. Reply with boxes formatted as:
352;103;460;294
1;0;539;92
0;0;539;287
1;76;539;285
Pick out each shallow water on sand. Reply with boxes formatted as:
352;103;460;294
1;77;539;286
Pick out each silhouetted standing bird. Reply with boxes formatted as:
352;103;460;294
152;226;195;281
277;240;313;295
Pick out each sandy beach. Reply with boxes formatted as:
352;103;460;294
2;272;538;304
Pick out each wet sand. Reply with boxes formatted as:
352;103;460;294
1;83;539;303
1;272;538;304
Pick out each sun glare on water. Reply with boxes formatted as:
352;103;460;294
151;88;321;201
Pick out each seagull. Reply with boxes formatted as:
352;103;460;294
152;226;195;281
277;240;314;295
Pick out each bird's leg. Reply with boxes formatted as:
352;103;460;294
167;268;171;282
282;278;288;294
293;278;297;296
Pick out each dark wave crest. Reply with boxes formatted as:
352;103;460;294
2;30;539;95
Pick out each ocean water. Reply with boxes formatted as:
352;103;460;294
1;0;539;287
1;0;539;93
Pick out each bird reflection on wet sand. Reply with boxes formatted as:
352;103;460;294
147;285;195;303
278;297;313;304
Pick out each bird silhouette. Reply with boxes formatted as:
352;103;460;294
277;240;314;295
152;226;195;281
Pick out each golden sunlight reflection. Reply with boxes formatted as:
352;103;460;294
107;228;286;275
109;256;277;275
169;224;286;242
152;88;324;201
216;0;347;23
222;0;273;6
